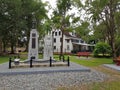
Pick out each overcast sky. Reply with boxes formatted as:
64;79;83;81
41;0;56;18
42;0;57;8
41;0;87;21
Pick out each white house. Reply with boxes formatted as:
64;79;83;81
51;30;94;54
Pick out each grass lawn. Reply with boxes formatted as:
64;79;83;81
53;55;113;67
0;56;9;64
0;53;28;64
0;54;113;66
70;56;113;67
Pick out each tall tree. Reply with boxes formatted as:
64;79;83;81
21;0;47;51
0;0;47;53
85;0;120;58
52;0;76;56
0;0;23;53
69;0;92;44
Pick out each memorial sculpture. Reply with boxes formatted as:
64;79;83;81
43;34;53;60
28;29;39;61
28;15;39;61
8;14;69;68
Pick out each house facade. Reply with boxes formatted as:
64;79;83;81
52;30;94;54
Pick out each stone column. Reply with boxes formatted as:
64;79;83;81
28;29;39;61
43;35;53;60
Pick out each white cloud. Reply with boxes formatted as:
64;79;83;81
42;0;57;18
42;0;56;8
41;0;87;20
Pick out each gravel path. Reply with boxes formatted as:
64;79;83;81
0;62;109;90
0;70;108;90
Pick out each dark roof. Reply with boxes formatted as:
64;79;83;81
64;31;81;38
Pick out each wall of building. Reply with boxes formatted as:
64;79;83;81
53;30;73;54
63;35;73;53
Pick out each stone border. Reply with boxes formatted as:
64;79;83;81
0;62;90;75
103;64;120;71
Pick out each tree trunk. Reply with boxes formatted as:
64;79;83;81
103;0;117;60
60;28;64;57
10;37;16;54
0;38;2;54
24;40;29;52
109;0;116;59
112;42;116;58
2;40;7;53
11;44;14;54
3;43;6;53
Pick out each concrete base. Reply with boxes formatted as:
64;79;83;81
0;62;91;75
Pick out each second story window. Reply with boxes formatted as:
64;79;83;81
54;38;56;43
54;46;56;50
81;40;84;43
66;39;69;43
59;31;61;35
55;32;57;36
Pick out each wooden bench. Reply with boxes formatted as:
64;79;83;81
77;52;91;58
113;56;120;66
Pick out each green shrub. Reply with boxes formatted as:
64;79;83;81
93;42;112;57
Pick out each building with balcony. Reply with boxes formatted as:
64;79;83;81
52;30;95;54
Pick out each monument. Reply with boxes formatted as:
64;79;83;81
27;15;53;61
9;14;70;69
28;18;53;61
43;34;53;60
28;16;39;61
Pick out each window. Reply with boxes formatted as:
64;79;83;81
55;32;57;36
54;46;56;50
59;31;61;35
81;40;84;43
66;39;69;43
54;38;56;43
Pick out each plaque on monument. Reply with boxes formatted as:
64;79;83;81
32;38;36;49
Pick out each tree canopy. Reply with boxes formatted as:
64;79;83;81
0;0;120;59
84;0;120;58
0;0;47;53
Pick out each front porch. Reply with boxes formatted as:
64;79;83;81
72;43;95;53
